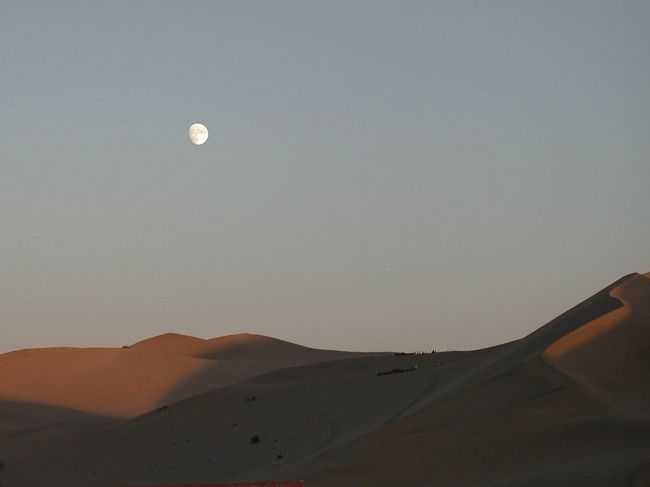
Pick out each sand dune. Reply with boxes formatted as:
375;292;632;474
0;273;649;486
0;333;369;432
302;273;650;487
544;273;650;416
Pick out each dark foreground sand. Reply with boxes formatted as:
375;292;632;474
0;273;649;486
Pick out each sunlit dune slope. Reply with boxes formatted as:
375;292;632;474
0;347;230;419
544;272;650;415
0;333;369;423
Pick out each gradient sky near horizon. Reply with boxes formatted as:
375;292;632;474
1;1;649;354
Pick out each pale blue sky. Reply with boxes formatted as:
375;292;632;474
1;1;649;353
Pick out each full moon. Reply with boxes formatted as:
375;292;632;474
189;123;209;145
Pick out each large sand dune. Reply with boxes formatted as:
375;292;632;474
543;273;650;416
0;333;369;434
0;273;649;486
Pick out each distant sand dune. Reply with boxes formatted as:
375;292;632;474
131;332;365;361
0;333;369;427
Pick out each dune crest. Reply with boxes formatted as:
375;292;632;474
132;332;308;359
131;331;364;361
0;332;370;427
543;273;650;415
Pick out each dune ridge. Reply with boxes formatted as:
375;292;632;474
131;332;364;361
0;332;371;430
543;272;650;416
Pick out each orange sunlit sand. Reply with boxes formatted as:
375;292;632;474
0;273;649;486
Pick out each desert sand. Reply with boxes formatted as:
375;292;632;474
0;273;649;486
0;333;366;436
